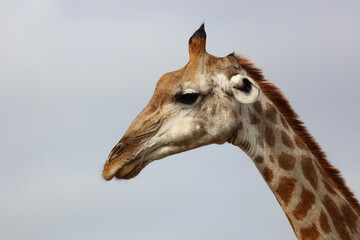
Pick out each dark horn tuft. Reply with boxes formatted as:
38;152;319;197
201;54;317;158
227;52;236;57
189;23;206;44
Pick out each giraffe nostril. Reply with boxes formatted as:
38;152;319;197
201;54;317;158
108;142;124;163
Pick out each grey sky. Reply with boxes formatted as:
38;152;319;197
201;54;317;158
1;1;360;239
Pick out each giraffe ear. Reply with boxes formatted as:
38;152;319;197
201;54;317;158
230;74;260;104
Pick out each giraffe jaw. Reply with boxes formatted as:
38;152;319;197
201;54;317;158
102;142;204;181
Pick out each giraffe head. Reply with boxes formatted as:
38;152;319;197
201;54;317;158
102;24;261;180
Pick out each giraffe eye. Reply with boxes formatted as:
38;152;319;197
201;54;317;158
175;92;200;105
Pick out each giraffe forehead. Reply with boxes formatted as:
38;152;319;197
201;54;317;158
155;69;207;93
156;54;237;88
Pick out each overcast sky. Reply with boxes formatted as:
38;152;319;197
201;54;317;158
1;1;360;239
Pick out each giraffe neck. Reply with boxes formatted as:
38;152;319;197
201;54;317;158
229;94;360;240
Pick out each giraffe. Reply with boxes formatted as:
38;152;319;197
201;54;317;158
102;24;360;239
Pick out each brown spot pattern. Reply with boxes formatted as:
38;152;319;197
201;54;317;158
250;112;260;125
323;195;351;240
275;177;296;206
319;210;331;233
265;127;275;147
294;135;307;150
211;104;217;116
269;155;275;163
262;167;273;183
292;187;315;220
341;204;358;233
253;101;263;114
300;224;320;240
280;116;289;130
237;55;360;216
230;110;237;119
254;156;264;164
278;153;296;171
266;103;278;124
281;131;294;149
323;179;337;195
301;156;318;190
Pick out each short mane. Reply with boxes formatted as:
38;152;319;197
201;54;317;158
235;55;360;215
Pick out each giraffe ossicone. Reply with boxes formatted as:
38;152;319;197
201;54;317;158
102;24;360;239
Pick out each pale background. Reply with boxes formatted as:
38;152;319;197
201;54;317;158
1;1;360;239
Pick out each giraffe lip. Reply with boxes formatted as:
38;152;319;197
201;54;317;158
102;159;138;181
103;157;151;181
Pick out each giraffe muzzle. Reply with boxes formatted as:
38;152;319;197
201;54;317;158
102;139;146;180
103;154;146;181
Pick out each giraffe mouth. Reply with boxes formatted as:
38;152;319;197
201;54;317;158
103;156;152;181
114;158;151;180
